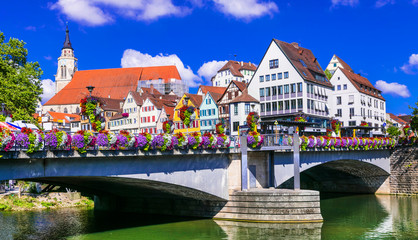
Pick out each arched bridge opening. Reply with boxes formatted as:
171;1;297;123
279;160;390;194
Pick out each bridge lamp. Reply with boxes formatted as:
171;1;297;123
86;85;95;97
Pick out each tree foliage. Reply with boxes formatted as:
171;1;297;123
0;31;43;122
409;98;418;131
324;69;332;80
387;125;401;137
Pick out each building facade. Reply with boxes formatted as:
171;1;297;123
55;26;77;94
199;92;221;133
217;81;247;129
173;94;202;134
212;61;256;87
229;90;260;136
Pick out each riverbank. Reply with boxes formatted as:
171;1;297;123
0;192;94;211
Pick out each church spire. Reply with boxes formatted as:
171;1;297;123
62;25;73;50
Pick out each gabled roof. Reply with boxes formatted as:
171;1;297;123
130;91;147;106
218;60;257;77
198;85;227;95
185;93;203;107
208;92;223;102
162;106;175;120
230;89;259;104
387;113;407;125
273;39;333;88
46;111;80;122
139;87;162;96
398;115;412;123
148;98;177;110
339;68;385;100
217;80;247;103
96;97;123;111
45;66;181;106
334;55;353;72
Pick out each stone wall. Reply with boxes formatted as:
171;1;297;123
390;147;418;194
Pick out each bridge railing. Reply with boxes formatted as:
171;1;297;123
260;134;294;151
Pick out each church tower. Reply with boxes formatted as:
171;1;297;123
55;26;78;94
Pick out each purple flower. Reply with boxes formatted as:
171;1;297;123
88;135;96;147
117;135;128;147
171;136;179;147
73;134;85;149
16;133;30;148
201;136;210;147
341;138;347;147
45;132;58;149
97;133;109;147
152;135;164;148
308;138;315;148
247;135;255;145
136;135;148;148
188;136;197;146
187;106;194;113
217;136;225;146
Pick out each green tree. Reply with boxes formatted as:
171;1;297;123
409;98;418;131
0;31;43;122
324;69;332;80
387;125;401;137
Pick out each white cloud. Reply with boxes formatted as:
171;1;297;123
213;0;278;21
413;0;418;6
331;0;359;7
375;0;395;8
41;79;56;104
401;53;418;74
50;0;189;26
375;80;410;98
197;60;228;84
121;49;202;87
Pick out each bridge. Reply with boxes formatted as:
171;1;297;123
0;140;393;221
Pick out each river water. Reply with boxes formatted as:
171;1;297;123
0;194;416;240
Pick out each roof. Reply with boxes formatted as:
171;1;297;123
273;39;333;88
130;91;147;106
148;98;177;109
387;113;407;125
230;89;259;103
217;80;247;103
139;86;162;96
162;106;175;120
208;92;223;102
63;26;73;50
96;97;123;111
109;113;124;121
398;115;412;123
334;55;353;72
198;85;227;95
185;93;203;107
218;60;257;77
46;111;80;122
45;66;181;106
339;68;385;101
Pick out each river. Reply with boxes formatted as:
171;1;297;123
0;194;416;240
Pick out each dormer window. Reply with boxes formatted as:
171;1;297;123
300;59;307;67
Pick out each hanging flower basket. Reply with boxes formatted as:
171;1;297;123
179;105;195;127
0;126;15;151
246;112;259;131
80;96;105;132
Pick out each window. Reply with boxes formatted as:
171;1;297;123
278;101;283;110
269;59;279;69
271;74;276;81
233;122;239;132
266;102;271;112
291;84;296;93
272;102;277;111
285;100;290;110
334;63;337;67
297;99;303;109
266;75;270;81
260;88;265;97
266;87;271;97
278;86;283;95
261;103;265;112
272;86;277;96
337;96;342;105
349;95;354;104
284;72;289;79
343;84;347;90
259;76;264;82
300;59;307;67
337;85;341;90
234;104;238;115
349;108;354;117
297;83;303;92
307;83;311;93
245;104;250;115
64;108;68;113
278;73;283;79
291;100;296;109
284;85;289;94
212;109;215;115
349;121;356;126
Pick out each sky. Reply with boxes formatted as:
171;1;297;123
0;0;417;115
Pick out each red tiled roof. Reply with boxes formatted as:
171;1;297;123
148;98;177;109
232;80;247;91
387;113;407;125
208;92;223;102
185;93;203;108
96;97;123;111
335;55;353;72
398;115;412;123
47;111;80;122
199;85;227;95
218;60;257;77
274;39;333;88
339;68;385;101
45;66;181;106
230;89;259;103
163;106;175;120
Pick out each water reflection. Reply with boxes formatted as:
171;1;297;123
214;220;322;240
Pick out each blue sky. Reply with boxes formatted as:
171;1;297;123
1;0;417;115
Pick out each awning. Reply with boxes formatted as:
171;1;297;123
0;122;19;130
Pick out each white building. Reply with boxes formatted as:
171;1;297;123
229;89;259;136
328;67;386;134
139;97;176;134
55;26;77;94
248;39;333;129
325;54;353;75
212;60;256;87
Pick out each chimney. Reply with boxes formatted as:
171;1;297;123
249;61;251;66
241;61;243;66
150;84;154;94
291;42;299;49
120;101;123;108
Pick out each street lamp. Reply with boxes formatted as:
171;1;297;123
183;96;190;134
86;85;95;97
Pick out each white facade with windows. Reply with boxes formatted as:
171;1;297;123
329;68;386;134
229;101;259;136
248;39;332;128
139;98;160;134
212;61;256;87
120;92;140;133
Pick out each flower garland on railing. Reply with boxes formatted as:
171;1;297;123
137;132;152;151
15;127;44;153
246;112;259;131
295;116;306;122
179;105;195;127
215;122;230;148
188;132;201;150
173;132;187;149
72;130;96;154
0;127;15;151
202;132;217;149
80;96;105;132
44;129;72;150
299;135;396;151
247;131;263;149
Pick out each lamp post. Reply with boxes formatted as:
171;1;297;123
184;96;190;135
86;86;95;131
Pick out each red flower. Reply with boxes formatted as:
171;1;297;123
21;127;33;134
